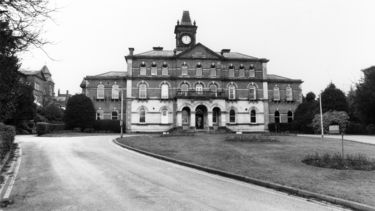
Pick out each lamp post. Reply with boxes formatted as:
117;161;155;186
319;92;324;141
120;88;124;138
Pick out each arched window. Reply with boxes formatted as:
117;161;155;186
97;83;104;99
209;84;217;96
112;83;119;100
96;109;103;120
210;63;216;77
239;65;245;77
139;83;147;99
112;111;118;120
229;64;235;77
228;85;236;99
195;83;203;95
249;64;255;77
181;83;189;96
250;110;256;123
181;62;188;75
229;109;236;123
286;86;293;101
288;111;293;123
161;83;169;99
151;62;157;75
161;108;168;124
140;61;146;75
162;62;168;75
196;62;202;76
249;86;256;100
139;107;146;123
275;111;280;123
273;86;280;101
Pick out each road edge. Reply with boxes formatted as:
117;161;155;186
0;146;22;206
113;138;375;211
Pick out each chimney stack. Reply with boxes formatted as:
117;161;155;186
129;47;134;56
221;49;231;56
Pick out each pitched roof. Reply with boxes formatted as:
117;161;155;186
19;70;40;76
267;74;293;80
181;11;192;25
132;43;261;60
93;71;126;77
41;65;51;75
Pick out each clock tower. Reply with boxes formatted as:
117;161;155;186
174;11;197;51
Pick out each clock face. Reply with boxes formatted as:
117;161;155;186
181;35;192;45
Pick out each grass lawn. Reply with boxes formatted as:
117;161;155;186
118;134;375;206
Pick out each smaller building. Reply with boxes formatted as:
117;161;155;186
19;65;55;106
55;89;72;110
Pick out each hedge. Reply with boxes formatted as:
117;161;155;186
0;123;16;158
93;120;124;133
268;123;294;133
36;122;65;136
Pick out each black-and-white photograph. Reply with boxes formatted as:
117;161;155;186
0;0;375;210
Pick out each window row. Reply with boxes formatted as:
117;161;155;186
228;109;258;123
96;110;119;120
272;85;294;101
97;82;121;100
138;61;257;78
274;111;293;123
137;82;258;100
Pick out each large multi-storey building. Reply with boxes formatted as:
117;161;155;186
19;65;55;106
81;11;303;132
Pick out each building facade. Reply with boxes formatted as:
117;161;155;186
81;11;303;133
19;65;55;106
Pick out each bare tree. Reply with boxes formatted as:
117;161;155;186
0;0;53;53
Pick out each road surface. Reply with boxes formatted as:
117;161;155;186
7;135;347;211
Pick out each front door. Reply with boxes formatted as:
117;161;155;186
196;114;204;129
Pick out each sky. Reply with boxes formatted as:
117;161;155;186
19;0;375;95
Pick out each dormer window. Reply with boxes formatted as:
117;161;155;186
140;62;146;76
181;62;188;75
229;64;235;77
151;62;157;75
249;64;255;78
162;62;168;75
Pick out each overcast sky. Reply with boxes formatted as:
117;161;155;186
19;0;375;95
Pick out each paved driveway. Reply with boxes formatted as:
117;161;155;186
7;135;346;210
298;134;375;145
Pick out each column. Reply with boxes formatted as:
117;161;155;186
190;111;195;128
176;111;182;127
207;111;213;127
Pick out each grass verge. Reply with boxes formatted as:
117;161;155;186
118;134;375;206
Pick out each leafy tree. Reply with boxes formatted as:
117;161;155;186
321;83;348;113
0;20;20;122
354;67;375;125
43;103;63;122
64;94;95;131
292;91;319;133
312;111;349;134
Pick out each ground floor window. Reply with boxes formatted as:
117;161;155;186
182;108;190;125
112;111;118;120
275;111;280;123
288;111;293;123
161;108;168;124
140;107;146;123
250;110;256;123
229;109;235;123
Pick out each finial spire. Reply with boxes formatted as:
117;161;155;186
181;11;192;25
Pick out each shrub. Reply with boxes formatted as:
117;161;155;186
225;134;278;143
0;123;16;158
34;113;48;123
36;122;65;136
268;123;293;133
366;124;375;135
346;122;367;134
43;103;64;122
311;110;349;134
93;120;123;133
64;94;95;131
302;152;375;170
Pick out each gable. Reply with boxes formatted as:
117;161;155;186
177;43;222;59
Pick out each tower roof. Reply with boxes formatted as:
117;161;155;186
181;11;192;25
